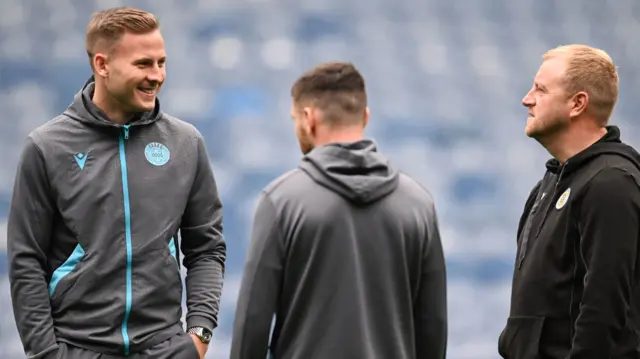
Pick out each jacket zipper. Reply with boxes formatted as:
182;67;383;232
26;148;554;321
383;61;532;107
118;124;133;355
518;164;567;269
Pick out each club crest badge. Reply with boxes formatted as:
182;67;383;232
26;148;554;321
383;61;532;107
144;142;170;166
556;188;571;209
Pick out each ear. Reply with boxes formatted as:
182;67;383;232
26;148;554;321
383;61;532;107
93;53;109;78
302;106;315;135
569;91;589;118
363;106;370;128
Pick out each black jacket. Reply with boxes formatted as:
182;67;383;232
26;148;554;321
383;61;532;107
499;126;640;359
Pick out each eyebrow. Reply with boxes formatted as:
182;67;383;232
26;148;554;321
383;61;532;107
133;56;166;64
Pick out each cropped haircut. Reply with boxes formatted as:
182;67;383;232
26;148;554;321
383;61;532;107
85;7;159;70
544;44;619;124
291;62;367;125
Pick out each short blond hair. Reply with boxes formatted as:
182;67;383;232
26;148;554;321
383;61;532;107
543;44;619;124
85;7;159;68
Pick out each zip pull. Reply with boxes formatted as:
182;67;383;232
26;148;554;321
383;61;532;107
123;125;130;140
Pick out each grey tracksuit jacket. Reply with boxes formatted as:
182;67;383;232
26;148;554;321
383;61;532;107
7;78;226;358
230;140;448;359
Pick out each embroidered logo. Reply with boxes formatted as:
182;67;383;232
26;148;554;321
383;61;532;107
73;152;89;170
144;142;170;167
556;188;571;209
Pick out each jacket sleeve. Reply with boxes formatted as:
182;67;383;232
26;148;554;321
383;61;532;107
414;199;448;359
180;134;227;332
568;168;640;359
7;136;60;359
230;192;284;359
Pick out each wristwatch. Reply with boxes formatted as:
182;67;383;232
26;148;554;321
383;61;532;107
187;326;212;344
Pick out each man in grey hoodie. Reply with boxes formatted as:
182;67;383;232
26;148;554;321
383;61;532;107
7;7;225;359
230;62;448;359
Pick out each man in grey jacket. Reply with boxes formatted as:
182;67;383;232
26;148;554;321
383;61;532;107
7;7;225;359
230;62;448;359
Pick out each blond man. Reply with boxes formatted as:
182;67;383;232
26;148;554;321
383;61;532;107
7;7;225;359
499;44;640;359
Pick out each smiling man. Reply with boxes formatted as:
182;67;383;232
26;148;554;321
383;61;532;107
499;44;640;359
7;7;225;359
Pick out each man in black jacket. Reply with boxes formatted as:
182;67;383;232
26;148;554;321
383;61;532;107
230;62;448;359
499;44;640;359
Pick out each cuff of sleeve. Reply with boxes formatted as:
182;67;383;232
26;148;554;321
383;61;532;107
187;315;217;332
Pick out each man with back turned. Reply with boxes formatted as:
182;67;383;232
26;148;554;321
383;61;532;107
230;61;448;359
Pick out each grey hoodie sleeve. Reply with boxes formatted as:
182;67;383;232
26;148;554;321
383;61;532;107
7;136;60;359
180;134;227;331
415;201;448;359
230;192;284;359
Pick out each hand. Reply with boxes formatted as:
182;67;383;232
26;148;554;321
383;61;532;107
190;334;209;359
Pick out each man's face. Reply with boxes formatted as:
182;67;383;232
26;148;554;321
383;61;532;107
103;29;166;113
291;103;315;155
522;57;573;139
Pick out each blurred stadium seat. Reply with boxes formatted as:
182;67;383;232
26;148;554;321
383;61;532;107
0;0;639;358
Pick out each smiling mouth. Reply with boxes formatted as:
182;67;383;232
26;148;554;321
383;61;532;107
138;88;156;95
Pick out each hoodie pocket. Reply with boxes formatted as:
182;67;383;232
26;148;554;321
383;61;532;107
498;316;545;359
158;239;183;308
183;332;201;359
49;243;86;304
168;237;182;290
169;237;177;261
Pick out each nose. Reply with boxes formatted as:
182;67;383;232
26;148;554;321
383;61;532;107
146;64;165;84
522;90;534;108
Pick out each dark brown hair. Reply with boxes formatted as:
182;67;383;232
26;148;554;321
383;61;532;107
85;7;159;68
291;62;367;124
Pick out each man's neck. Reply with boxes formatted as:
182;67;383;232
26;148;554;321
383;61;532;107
314;127;364;147
92;83;131;125
541;125;607;163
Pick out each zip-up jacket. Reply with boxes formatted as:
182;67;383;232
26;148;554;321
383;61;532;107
7;78;226;359
230;140;448;359
499;126;640;359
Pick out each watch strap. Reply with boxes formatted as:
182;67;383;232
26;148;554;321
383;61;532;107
187;326;212;344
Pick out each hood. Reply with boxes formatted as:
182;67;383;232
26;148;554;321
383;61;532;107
546;125;640;174
63;76;162;127
299;139;400;205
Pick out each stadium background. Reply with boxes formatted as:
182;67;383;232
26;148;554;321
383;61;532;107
1;1;639;358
